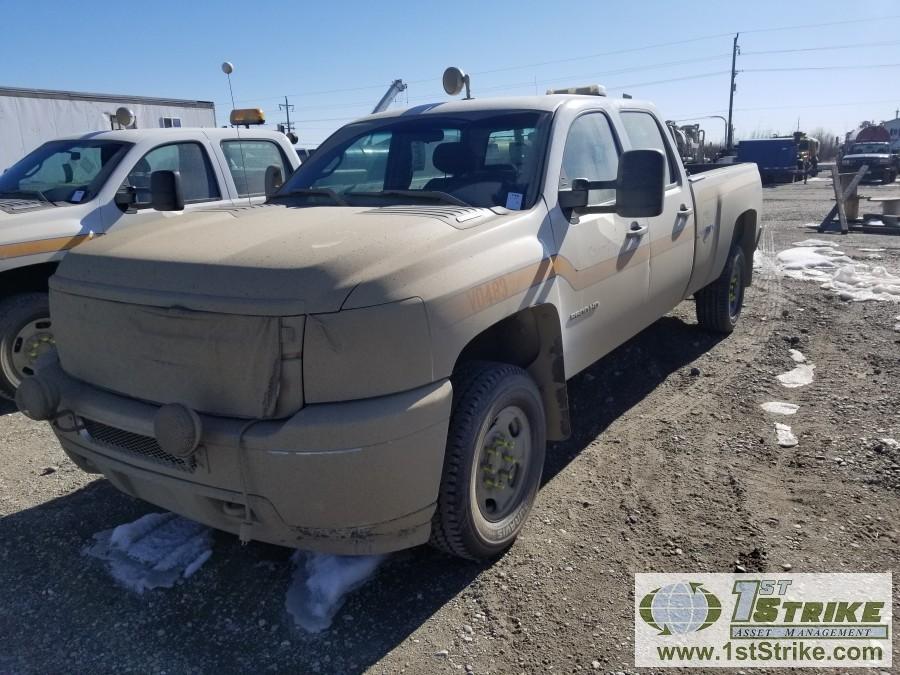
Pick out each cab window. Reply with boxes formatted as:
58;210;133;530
560;113;620;205
222;140;292;197
123;142;220;208
620;111;679;185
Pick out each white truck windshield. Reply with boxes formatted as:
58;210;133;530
279;111;551;209
0;139;132;204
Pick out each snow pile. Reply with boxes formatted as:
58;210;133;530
774;423;798;448
286;552;384;632
775;242;900;303
777;364;815;388
84;512;213;593
790;239;842;248
789;349;806;363
760;401;800;415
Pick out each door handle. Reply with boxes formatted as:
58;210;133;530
627;222;648;237
678;204;694;216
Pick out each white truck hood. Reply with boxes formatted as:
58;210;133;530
0;200;94;250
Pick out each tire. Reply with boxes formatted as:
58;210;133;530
695;246;746;334
0;293;52;400
430;362;547;560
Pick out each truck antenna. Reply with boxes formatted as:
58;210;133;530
222;62;252;206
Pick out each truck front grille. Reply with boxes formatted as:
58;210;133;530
81;418;197;473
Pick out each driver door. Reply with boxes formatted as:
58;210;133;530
550;111;652;377
102;141;230;232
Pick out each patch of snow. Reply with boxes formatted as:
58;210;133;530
791;239;840;248
286;552;384;633
858;248;886;253
880;438;900;451
777;364;816;388
774;423;798;447
775;245;900;303
761;402;800;415
84;512;213;594
789;349;806;363
895;315;900;332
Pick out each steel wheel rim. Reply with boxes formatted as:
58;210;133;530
6;316;53;385
728;264;743;320
471;404;532;524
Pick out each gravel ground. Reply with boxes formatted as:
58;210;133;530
1;178;899;674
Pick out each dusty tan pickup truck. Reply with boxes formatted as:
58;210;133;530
18;86;762;560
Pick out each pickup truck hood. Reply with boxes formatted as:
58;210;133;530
52;203;482;315
842;153;891;161
0;201;84;246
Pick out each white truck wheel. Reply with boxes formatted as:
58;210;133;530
695;246;746;334
0;293;53;400
431;362;546;560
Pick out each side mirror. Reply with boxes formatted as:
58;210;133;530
558;178;590;209
150;170;184;211
615;149;666;218
264;165;284;198
114;186;135;210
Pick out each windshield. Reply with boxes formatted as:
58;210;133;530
849;143;890;154
277;111;551;209
0;139;132;204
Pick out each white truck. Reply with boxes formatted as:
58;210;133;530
0;126;300;397
20;82;762;560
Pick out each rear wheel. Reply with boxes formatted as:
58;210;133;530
695;246;746;334
430;362;546;560
0;293;53;400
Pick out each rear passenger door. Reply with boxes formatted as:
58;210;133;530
220;139;294;203
551;111;652;376
620;110;695;317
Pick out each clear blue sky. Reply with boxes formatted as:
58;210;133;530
2;0;899;145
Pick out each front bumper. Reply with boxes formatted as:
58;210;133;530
36;361;452;555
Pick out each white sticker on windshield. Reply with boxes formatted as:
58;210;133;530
505;192;523;210
70;190;85;203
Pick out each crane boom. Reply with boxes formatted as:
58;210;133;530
372;79;407;114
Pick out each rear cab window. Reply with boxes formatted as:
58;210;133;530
221;140;293;198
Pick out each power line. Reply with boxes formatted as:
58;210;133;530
742;39;900;56
740;14;900;34
743;63;900;73
222;14;900;106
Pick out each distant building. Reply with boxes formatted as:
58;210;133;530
0;86;215;169
884;117;900;152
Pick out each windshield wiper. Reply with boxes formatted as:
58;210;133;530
278;188;347;206
345;190;471;207
0;189;50;203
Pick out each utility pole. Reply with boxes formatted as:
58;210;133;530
278;96;295;134
726;33;739;152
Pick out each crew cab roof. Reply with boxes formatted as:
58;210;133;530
354;94;656;123
54;127;292;143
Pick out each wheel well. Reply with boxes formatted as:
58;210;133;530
731;210;758;286
0;263;57;300
454;304;570;441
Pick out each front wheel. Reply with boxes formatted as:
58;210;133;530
430;362;547;560
695;246;746;334
0;293;53;400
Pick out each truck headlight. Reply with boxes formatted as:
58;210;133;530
303;298;433;403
